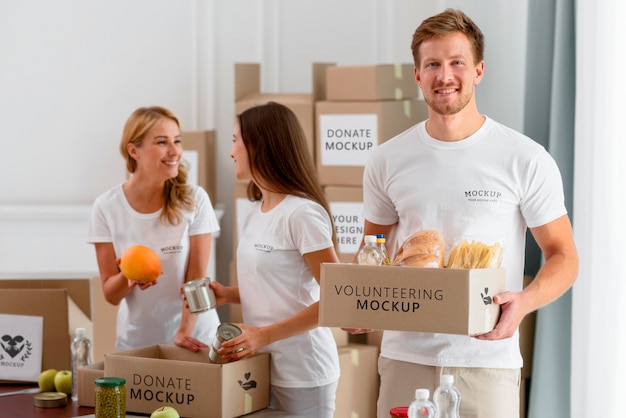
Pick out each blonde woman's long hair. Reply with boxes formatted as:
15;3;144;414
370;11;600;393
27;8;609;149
120;106;194;225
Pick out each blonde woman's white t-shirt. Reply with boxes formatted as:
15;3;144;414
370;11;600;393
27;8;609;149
363;117;567;369
87;184;221;351
237;194;340;388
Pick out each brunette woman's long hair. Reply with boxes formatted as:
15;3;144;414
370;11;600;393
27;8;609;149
120;106;194;225
238;101;337;245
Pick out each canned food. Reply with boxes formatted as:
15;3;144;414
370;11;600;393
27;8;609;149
183;277;217;314
95;377;126;418
209;322;242;364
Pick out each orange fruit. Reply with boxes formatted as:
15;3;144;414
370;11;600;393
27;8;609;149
120;245;162;283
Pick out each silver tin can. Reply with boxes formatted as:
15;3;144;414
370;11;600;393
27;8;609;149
183;277;217;314
209;322;242;364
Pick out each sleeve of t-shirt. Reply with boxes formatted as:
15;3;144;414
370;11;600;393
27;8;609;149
362;151;399;226
86;194;113;243
289;201;335;255
189;186;221;236
520;147;568;228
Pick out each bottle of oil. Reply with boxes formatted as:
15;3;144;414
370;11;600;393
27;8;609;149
357;235;384;266
376;234;392;265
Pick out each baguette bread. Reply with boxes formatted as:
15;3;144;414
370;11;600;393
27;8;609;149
392;230;445;268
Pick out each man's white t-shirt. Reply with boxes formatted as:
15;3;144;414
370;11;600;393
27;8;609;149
363;117;567;369
237;194;340;388
87;184;221;351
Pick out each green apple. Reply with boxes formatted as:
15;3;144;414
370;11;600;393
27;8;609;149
150;406;180;418
37;369;58;392
53;370;72;395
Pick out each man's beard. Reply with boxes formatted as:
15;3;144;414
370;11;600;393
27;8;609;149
423;85;473;116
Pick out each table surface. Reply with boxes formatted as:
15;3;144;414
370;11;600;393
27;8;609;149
0;384;304;417
0;383;97;417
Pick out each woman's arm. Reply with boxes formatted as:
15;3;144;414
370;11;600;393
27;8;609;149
218;246;340;360
94;242;136;305
174;233;212;351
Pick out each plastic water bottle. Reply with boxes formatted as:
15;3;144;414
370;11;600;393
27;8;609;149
71;327;92;401
376;234;392;265
408;388;436;418
433;374;461;418
357;235;384;265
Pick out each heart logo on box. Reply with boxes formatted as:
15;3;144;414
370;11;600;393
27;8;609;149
1;334;26;358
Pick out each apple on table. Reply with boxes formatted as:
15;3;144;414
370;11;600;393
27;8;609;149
37;369;58;392
54;370;72;395
37;369;72;395
151;406;180;418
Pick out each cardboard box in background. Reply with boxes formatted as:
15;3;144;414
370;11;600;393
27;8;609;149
0;288;70;374
330;327;348;347
324;186;364;263
228;259;243;324
235;62;334;161
105;345;270;418
0;277;118;365
182;130;217;201
319;263;505;336
334;348;355;418
90;276;118;363
347;329;384;355
233;180;254;256
334;343;379;418
316;99;428;186
76;361;105;407
326;64;418;102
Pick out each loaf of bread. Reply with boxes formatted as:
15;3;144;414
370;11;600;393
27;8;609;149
392;230;445;268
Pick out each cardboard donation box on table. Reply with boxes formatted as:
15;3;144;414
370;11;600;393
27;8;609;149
104;345;270;418
319;263;506;335
76;361;104;407
0;287;71;377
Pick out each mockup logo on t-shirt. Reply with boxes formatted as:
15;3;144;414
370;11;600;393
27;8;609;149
464;189;502;203
161;245;184;255
254;243;273;253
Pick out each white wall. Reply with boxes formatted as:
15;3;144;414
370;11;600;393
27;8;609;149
0;0;529;292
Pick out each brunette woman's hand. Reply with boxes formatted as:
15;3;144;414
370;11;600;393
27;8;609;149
209;280;233;307
217;323;268;362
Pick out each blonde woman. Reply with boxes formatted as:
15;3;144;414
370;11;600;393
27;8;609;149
88;106;220;351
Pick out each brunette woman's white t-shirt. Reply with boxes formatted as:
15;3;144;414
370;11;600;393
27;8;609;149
237;194;340;388
87;184;221;351
363;117;567;369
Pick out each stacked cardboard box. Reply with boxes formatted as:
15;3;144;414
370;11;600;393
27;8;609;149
316;64;428;187
335;343;379;418
324;185;364;263
181;130;217;201
235;62;333;161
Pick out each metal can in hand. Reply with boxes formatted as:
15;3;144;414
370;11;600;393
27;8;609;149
209;322;242;364
183;277;217;314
